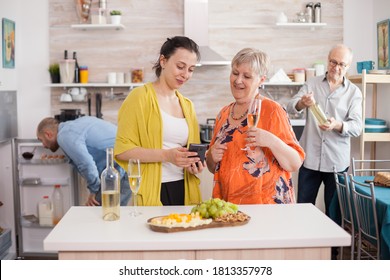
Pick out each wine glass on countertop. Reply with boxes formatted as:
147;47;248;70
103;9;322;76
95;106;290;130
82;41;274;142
128;159;142;216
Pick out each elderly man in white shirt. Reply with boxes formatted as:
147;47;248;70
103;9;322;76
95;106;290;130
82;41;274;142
286;44;362;218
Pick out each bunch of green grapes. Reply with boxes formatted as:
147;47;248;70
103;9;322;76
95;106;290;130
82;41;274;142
191;198;239;219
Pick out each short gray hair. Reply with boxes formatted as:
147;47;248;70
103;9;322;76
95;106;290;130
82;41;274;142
328;44;354;64
231;48;270;77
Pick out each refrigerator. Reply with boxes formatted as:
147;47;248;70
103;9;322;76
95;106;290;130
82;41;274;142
0;90;17;259
13;138;79;258
0;91;17;141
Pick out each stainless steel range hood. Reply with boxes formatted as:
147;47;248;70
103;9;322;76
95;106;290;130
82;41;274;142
184;0;230;66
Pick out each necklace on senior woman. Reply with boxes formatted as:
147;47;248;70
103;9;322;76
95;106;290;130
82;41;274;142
230;102;248;121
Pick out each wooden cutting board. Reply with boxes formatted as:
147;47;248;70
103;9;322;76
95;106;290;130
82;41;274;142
147;213;250;233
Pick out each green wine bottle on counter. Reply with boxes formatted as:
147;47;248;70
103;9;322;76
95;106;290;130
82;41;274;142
101;147;120;221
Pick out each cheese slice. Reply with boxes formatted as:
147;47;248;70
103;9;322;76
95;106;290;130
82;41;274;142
149;213;212;228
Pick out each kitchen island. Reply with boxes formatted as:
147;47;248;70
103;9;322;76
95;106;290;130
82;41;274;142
44;204;350;260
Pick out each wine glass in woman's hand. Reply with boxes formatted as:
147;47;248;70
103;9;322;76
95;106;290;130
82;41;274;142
243;95;261;151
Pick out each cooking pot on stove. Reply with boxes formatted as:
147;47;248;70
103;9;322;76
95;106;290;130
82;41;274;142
200;118;215;143
55;109;84;122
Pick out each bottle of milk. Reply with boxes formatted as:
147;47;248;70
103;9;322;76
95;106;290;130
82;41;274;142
38;196;53;226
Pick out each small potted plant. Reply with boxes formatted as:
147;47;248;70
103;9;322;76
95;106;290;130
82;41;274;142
48;63;60;83
110;10;122;25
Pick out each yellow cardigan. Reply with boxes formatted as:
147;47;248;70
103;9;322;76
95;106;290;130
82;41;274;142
114;82;202;206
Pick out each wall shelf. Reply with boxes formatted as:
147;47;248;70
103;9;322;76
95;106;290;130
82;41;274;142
21;178;70;186
263;82;304;86
19;158;68;165
349;70;390;160
71;23;125;31
47;83;143;89
275;22;327;30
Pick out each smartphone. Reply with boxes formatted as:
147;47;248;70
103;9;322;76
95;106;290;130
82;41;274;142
188;143;208;162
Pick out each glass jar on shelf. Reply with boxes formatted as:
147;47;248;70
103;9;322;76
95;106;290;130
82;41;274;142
131;68;144;83
79;66;89;83
293;68;305;83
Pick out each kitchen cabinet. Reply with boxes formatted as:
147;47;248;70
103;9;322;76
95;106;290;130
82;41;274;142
13;139;79;258
44;204;350;260
349;70;390;161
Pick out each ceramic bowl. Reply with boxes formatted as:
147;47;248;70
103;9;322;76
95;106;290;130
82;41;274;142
72;94;85;102
60;93;72;102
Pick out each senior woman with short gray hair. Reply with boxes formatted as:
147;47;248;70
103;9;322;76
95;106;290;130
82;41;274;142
206;48;305;205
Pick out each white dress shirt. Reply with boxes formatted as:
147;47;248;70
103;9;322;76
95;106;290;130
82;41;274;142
286;75;363;172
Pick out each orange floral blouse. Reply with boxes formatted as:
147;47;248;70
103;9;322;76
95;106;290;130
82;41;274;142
210;97;305;204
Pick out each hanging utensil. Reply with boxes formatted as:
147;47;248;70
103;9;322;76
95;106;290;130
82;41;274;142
96;93;103;119
87;93;91;116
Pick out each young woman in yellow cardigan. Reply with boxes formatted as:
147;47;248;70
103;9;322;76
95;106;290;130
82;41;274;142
115;36;205;206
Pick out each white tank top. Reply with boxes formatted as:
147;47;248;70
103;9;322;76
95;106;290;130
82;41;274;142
160;109;189;183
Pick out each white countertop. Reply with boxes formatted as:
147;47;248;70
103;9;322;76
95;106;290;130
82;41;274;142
44;204;350;252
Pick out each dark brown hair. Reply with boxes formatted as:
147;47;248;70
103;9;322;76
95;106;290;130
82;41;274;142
152;36;200;77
